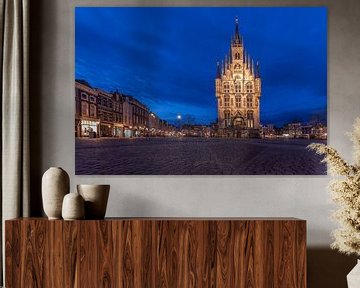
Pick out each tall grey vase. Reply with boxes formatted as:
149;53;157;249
347;260;360;288
42;167;70;219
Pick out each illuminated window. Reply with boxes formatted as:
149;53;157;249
246;82;253;93
247;110;254;128
235;53;240;60
247;95;253;108
235;83;241;93
224;95;230;107
224;110;231;127
235;96;241;108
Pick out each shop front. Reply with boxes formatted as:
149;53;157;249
113;124;124;137
100;123;113;137
80;120;98;137
124;127;133;138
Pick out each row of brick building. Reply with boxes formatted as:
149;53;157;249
75;80;175;138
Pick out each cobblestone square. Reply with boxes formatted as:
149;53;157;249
75;137;326;175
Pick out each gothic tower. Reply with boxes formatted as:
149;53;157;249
215;17;261;137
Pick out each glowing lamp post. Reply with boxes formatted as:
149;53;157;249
177;114;182;131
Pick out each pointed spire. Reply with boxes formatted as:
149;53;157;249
243;50;246;64
222;60;225;75
216;61;221;79
251;59;254;75
255;60;261;78
235;16;240;35
232;16;241;45
247;54;250;69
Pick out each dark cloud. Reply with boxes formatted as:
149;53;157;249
75;7;327;125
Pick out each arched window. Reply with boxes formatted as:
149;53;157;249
235;83;241;93
235;95;241;108
247;110;254;128
235;53;240;60
246;82;253;93
224;95;230;107
224;110;231;127
219;98;222;106
247;95;253;108
223;83;230;93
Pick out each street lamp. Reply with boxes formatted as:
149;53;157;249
177;114;182;131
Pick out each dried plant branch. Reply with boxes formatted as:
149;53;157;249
307;118;360;256
308;143;356;176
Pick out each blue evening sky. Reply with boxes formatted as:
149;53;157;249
75;7;327;126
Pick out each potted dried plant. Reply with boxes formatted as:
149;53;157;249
308;118;360;287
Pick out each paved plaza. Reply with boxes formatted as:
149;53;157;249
75;137;327;175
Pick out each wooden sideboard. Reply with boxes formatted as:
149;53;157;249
5;218;306;287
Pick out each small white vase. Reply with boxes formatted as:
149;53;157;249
42;167;70;219
62;192;85;220
77;184;110;219
347;259;360;288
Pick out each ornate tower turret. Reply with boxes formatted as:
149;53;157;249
216;61;222;79
216;61;222;95
255;60;262;101
255;60;261;78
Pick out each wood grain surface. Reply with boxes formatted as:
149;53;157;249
5;218;306;288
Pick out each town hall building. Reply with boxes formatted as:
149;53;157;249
215;17;262;137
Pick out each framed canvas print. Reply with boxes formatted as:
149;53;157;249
75;7;327;175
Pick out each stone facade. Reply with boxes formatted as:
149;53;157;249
215;18;261;138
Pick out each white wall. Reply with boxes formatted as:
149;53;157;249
31;0;360;247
